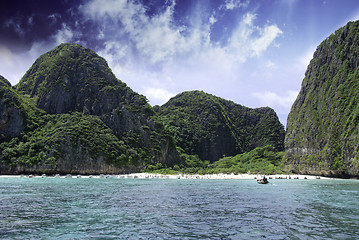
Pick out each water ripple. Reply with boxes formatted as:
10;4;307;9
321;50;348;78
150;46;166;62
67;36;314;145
0;178;358;239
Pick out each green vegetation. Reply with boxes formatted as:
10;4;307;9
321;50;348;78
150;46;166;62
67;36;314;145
1;44;180;173
1;44;287;175
17;43;154;117
5;23;359;177
285;20;359;177
146;146;286;175
0;110;169;169
208;146;285;175
0;75;44;136
1;113;122;166
157;90;285;162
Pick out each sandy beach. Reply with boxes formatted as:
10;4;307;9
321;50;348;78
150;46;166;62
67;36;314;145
0;173;333;180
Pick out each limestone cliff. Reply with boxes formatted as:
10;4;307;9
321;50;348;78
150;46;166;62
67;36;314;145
0;113;142;174
285;21;359;177
0;76;40;138
158;91;285;162
17;43;154;137
1;44;181;174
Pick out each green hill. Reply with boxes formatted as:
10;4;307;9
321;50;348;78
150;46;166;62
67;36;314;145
1;43;287;175
0;75;42;139
157;91;285;162
285;21;359;177
0;44;180;174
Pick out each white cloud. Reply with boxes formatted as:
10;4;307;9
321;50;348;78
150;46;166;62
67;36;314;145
222;0;249;10
98;30;105;39
143;87;176;105
0;46;38;85
97;41;128;65
28;15;34;26
0;22;77;85
5;19;25;38
348;9;359;22
80;0;128;18
298;46;315;67
76;0;285;110
53;24;74;45
265;60;276;69
136;6;186;63
48;13;62;25
0;46;14;66
252;90;298;109
252;90;299;125
81;0;189;63
227;13;282;61
0;46;25;84
80;0;282;67
209;14;217;25
243;12;255;25
2;0;285;108
287;46;316;79
251;25;283;56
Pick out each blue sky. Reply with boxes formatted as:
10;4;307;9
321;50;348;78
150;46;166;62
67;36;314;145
1;0;359;126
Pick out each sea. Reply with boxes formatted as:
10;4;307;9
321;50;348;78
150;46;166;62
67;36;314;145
0;177;358;239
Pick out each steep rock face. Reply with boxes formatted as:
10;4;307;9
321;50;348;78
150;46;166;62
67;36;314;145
17;43;180;167
0;44;181;174
158;91;285;162
285;21;359;177
17;44;153;136
0;113;140;174
0;76;36;138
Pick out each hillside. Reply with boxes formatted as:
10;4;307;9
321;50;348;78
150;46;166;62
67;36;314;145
0;75;42;138
157;91;285;162
1;43;287;175
0;112;139;174
1;44;180;174
285;21;359;177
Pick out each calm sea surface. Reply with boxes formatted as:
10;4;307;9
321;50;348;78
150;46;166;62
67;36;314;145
0;177;358;239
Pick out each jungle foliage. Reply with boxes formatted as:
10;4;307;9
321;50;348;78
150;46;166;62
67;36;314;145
147;145;286;175
1;44;179;173
157;90;285;162
1;44;286;174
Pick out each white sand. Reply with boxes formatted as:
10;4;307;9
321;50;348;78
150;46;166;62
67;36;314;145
120;173;331;180
0;173;333;180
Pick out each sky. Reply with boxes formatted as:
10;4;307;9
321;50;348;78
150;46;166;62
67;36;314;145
1;0;359;126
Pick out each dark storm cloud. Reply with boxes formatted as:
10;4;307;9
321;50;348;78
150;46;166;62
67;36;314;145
0;0;80;52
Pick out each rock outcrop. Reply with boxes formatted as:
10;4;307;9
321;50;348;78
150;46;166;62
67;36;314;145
1;44;181;174
284;21;359;177
17;44;154;137
158;91;285;162
0;43;287;174
0;76;37;138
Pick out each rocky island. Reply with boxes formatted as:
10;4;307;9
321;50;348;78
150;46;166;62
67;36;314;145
0;43;284;175
2;20;359;177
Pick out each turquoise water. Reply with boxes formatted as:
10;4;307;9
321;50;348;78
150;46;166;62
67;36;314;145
0;177;358;239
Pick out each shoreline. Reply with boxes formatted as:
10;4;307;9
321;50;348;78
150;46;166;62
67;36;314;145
0;173;338;180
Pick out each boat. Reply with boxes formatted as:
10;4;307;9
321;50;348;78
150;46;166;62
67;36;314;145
257;177;269;184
